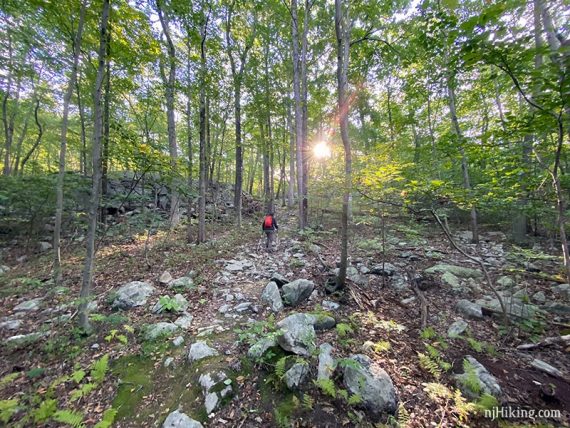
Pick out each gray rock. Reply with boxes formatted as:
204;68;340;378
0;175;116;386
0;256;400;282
441;272;463;292
198;371;232;414
145;322;179;340
0;319;22;330
334;266;368;285
313;314;336;331
225;259;252;272
455;356;501;398
5;331;50;345
284;362;309;389
543;302;570;315
0;265;10;275
532;291;546;304
447;319;468;338
169;277;194;290
218;304;231;314
389;274;409;292
276;313;316;356
174;314;193;329
530;359;563;378
496;276;515;288
261;282;284;312
164;357;174;368
322;300;340;311
225;294;235;302
14;298;43;312
234;302;253;313
456;299;483;320
318;343;336;381
343;354;397;417
113;281;155;309
38;241;52;252
282;279;314;307
172;336;184;347
204;392;219;414
475;295;537;318
552;283;570;299
162;410;203;428
159;271;173;285
270;273;289;287
188;341;219;363
425;264;483;279
248;337;278;359
370;263;398;276
400;296;416;306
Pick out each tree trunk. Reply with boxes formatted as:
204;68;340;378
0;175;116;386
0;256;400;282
300;0;310;226
287;100;295;207
53;1;86;285
186;35;194;243
446;72;479;244
197;15;208;244
76;77;88;176
335;0;351;289
156;0;180;227
78;0;110;332
20;99;42;174
101;24;111;199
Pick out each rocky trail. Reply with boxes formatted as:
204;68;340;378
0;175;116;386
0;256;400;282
1;210;570;427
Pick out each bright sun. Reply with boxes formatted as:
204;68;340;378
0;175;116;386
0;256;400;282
313;141;331;159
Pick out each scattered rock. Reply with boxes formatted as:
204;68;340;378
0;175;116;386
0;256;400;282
532;291;546;304
188;341;219;363
456;299;483;320
172;336;184;347
284;362;309;390
455;356;501;398
543;302;570;315
496;276;515;288
162;410;203;428
113;281;155;309
145;322;179;340
276;313;316;356
169;277;194;290
248;337;278;360
282;279;314;307
14;298;43;312
5;331;50;346
318;343;336;381
476;295;537;318
425;264;483;279
159;271;173;285
218;304;231;314
38;241;52;252
0;319;22;330
234;302;253;313
270;273;289;287
313;314;336;331
164;357;174;368
174;314;193;329
400;296;416;306
441;272;463;293
552;283;570;299
0;265;10;275
343;354;397;418
530;359;563;378
447;319;468;338
225;259;252;272
322;300;340;311
370;263;398;276
198;371;232;414
261;281;284;312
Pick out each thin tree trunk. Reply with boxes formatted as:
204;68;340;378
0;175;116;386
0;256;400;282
287;101;295;207
54;1;86;285
300;0;310;226
101;24;111;198
20;99;42;174
335;0;351;289
197;14;208;244
76;77;88;176
186;34;194;242
78;0;110;332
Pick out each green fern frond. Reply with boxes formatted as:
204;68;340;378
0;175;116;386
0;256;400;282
461;359;481;395
33;399;57;423
70;383;96;401
71;369;85;384
348;393;362;405
466;337;483;353
452;388;476;423
91;354;109;383
423;382;453;400
275;356;287;379
418;352;442;380
475;393;498;412
397;403;411;427
314;378;336;398
0;399;19;424
0;373;20;390
94;408;118;428
302;394;314;410
52;409;84;427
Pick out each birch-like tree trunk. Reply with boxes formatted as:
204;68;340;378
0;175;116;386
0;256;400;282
78;0;110;331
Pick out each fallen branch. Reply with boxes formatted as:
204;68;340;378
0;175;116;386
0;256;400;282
517;335;570;350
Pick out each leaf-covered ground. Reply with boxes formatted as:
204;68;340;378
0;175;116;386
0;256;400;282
1;207;569;427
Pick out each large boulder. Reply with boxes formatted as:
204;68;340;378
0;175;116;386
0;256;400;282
343;354;397;418
425;264;483;279
455;356;501;399
113;281;155;309
162;410;203;428
276;313;316;356
284;362;309;390
261;281;284;312
188;341;219;363
247;337;278;360
281;279;314;306
475;295;537;319
198;371;233;414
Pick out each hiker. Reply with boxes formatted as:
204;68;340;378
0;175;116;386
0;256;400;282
262;212;278;251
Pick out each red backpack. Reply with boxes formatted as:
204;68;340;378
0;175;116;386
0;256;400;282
264;215;273;229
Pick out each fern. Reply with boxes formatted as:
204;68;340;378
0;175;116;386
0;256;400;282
397;403;411;427
466;337;483;353
274;356;287;379
424;382;452;400
71;369;85;384
338;389;348;400
475;393;498;412
302;394;314;410
94;408;118;428
453;388;476;423
314;378;336;398
373;340;391;353
0;373;20;390
418;352;442;380
52;409;84;427
336;322;354;337
420;326;437;340
0;399;19;424
461;359;481;395
50;375;70;390
91;354;109;383
33;398;57;422
70;383;96;401
347;393;362;405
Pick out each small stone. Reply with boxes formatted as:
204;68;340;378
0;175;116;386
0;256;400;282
552;284;570;299
144;322;179;340
0;265;10;274
456;299;483;320
38;241;52;252
172;336;184;347
496;276;515;288
188;341;218;363
14;298;43;312
113;281;155;309
270;272;289;287
218;304;231;314
225;294;235;302
313;314;336;331
447;319;468;338
455;356;501;398
322;300;340;311
0;319;22;330
234;302;253;312
282;279;314;306
174;314;193;329
159;271;173;285
530;359;563;378
532;291;546;304
370;263;398;276
261;282;283;312
164;357;174;368
248;337;278;359
284;362;309;389
318;343;336;381
169;277;194;290
162;410;203;428
400;296;416;306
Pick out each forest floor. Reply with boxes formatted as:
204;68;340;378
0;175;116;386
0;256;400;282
1;206;570;427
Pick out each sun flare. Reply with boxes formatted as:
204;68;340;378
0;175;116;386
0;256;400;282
313;141;331;159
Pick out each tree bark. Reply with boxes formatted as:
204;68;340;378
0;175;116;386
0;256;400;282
287;100;295;207
53;1;86;285
185;33;194;243
197;12;208;244
78;0;110;332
